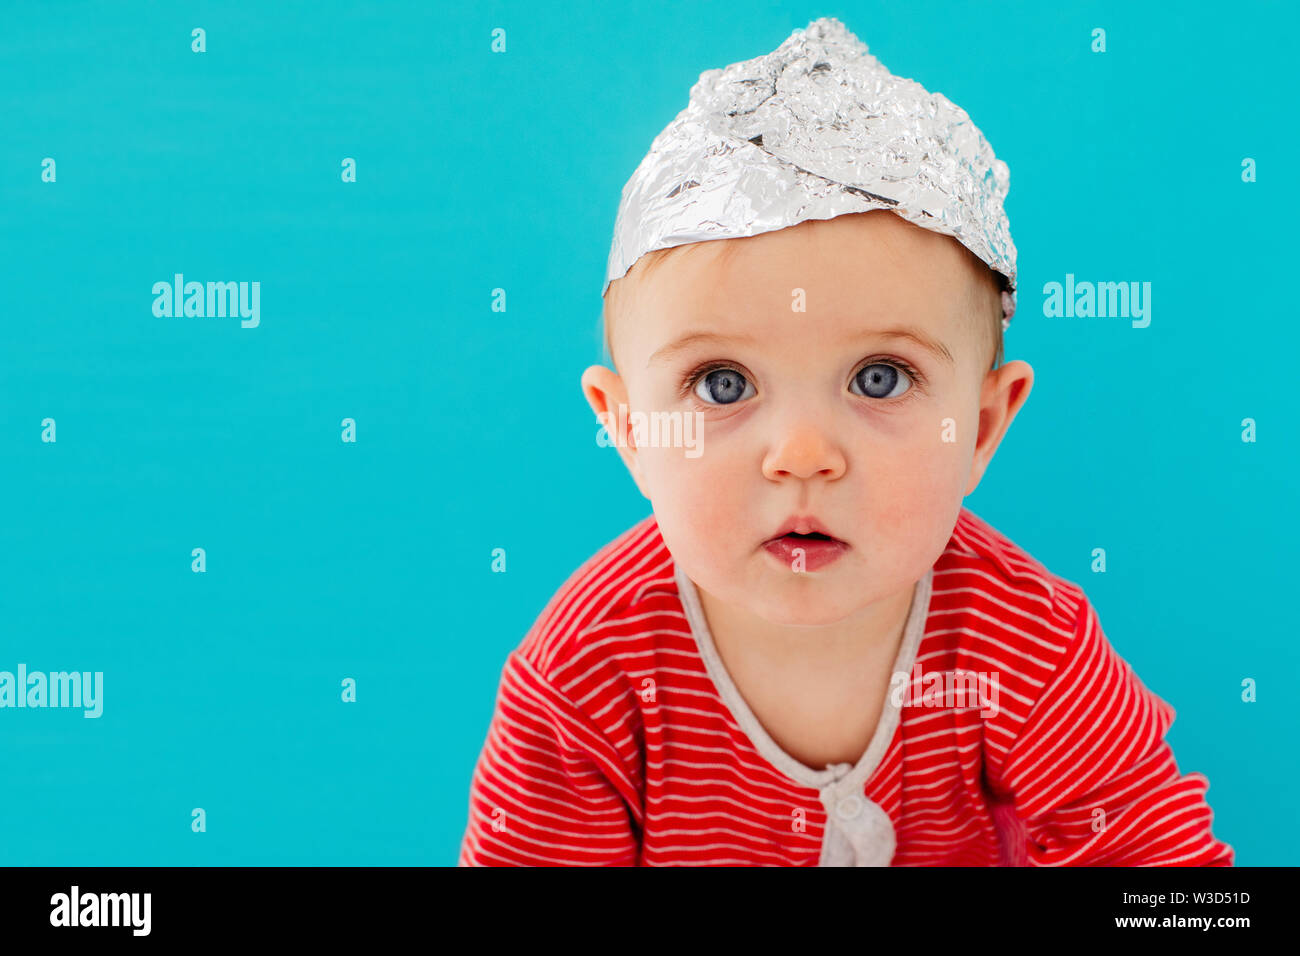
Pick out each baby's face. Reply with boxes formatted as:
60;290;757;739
585;210;1033;627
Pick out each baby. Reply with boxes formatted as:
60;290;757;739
459;18;1232;866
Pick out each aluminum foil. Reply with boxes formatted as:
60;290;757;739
603;16;1018;327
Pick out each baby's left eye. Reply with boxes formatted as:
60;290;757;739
850;362;912;400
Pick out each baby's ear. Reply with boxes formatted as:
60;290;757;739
964;359;1034;497
580;365;652;500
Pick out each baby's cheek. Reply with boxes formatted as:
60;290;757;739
640;444;749;562
861;437;966;545
639;441;709;499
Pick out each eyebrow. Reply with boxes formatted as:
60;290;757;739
646;327;954;368
857;327;956;367
647;331;757;368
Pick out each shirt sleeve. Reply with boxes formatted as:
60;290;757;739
458;650;642;866
990;597;1233;866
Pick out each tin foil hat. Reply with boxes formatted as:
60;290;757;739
603;16;1018;327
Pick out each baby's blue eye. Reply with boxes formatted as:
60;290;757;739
851;363;912;400
694;368;755;405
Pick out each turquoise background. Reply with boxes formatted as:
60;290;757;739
1;1;1293;865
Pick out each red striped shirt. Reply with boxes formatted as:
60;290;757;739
458;508;1233;866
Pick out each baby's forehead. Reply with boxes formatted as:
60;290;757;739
614;219;995;370
634;274;968;355
642;217;983;315
667;213;979;283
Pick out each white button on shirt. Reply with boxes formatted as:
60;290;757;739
835;794;865;820
675;564;933;867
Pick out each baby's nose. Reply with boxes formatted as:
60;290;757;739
761;420;846;481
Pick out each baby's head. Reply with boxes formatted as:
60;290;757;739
584;17;1032;626
584;209;1033;627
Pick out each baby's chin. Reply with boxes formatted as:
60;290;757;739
743;583;883;628
696;563;893;629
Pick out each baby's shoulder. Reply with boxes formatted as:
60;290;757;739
513;514;683;689
934;507;1090;650
929;510;1102;731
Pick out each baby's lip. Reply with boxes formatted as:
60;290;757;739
763;515;847;545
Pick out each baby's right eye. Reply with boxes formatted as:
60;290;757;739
693;367;755;405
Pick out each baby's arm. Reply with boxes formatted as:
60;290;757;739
987;598;1233;866
458;651;641;866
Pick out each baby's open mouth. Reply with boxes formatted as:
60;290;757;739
762;525;850;572
762;517;846;546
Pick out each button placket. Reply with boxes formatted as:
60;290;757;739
819;780;895;867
